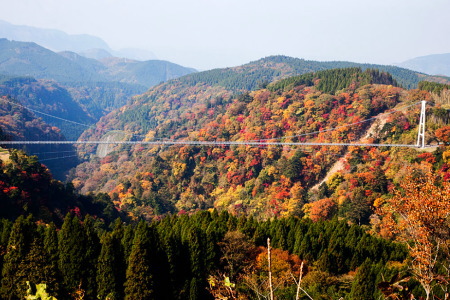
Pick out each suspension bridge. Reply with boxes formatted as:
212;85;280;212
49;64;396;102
0;100;431;149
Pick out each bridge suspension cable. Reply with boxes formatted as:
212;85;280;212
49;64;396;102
0;140;425;148
0;97;428;149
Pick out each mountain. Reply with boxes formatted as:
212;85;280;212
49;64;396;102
0;19;111;53
397;53;450;77
112;48;158;61
173;55;442;90
77;48;114;60
98;57;197;87
0;39;104;82
71;68;414;218
0;19;158;61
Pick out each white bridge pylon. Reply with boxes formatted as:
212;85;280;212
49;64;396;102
417;100;427;148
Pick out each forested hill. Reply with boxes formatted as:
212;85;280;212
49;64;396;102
177;55;439;90
74;67;422;220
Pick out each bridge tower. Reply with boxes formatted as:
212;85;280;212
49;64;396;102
416;100;426;148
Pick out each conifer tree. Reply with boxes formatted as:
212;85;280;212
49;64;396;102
124;221;154;299
0;218;12;280
43;223;61;298
97;233;120;300
349;258;376;300
121;223;135;263
189;277;201;300
1;215;36;299
58;214;87;296
83;216;100;298
16;238;59;298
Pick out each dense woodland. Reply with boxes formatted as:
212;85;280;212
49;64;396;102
1;63;450;299
74;68;431;221
0;204;419;299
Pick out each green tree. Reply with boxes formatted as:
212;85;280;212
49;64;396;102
349;259;377;300
57;214;86;296
0;215;36;299
16;238;59;298
97;233;121;300
124;221;154;299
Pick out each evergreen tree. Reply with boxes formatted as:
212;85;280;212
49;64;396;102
97;233;121;300
0;215;36;299
58;214;87;296
43;223;61;298
16;238;59;298
121;223;135;263
0;218;12;281
124;221;154;299
349;258;377;300
83;216;100;298
189;277;201;300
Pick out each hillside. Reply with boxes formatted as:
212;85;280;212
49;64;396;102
0;19;158;61
0;96;78;179
1;68;450;299
0;39;104;82
0;75;93;140
73;68;417;219
0;39;196;141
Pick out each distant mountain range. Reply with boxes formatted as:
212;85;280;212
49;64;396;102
0;39;196;87
0;19;157;61
397;53;450;77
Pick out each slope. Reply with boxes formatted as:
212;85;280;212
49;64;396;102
73;68;410;219
0;19;111;53
0;75;93;140
0;96;77;179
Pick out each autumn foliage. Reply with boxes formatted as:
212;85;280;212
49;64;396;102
377;167;450;299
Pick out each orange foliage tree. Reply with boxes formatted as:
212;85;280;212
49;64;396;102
436;126;450;145
242;246;303;299
377;168;450;300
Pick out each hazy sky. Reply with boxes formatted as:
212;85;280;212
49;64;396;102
0;0;449;70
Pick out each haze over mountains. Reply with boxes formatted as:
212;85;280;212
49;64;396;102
2;19;450;77
0;19;157;61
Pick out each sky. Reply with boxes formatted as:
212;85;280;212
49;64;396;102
0;0;449;70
